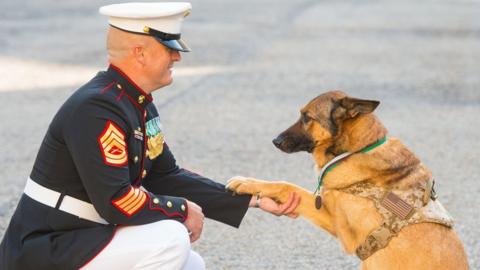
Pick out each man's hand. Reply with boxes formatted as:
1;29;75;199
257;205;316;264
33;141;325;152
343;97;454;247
250;192;300;218
183;200;204;243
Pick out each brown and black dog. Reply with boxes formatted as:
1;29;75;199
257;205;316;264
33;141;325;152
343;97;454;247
227;91;468;269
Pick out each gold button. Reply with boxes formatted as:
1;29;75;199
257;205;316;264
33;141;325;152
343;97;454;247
181;204;186;211
143;26;150;33
153;198;160;204
133;156;139;163
167;201;173;208
138;95;145;104
116;83;122;89
142;170;147;178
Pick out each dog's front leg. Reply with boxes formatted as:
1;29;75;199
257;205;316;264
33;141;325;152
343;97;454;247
227;176;292;200
227;176;336;235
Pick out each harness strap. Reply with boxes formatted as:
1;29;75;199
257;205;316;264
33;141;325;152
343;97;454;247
339;179;453;260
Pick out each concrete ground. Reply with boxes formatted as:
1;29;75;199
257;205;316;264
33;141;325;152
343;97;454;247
0;0;479;269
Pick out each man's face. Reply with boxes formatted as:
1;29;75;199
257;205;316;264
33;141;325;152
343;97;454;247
144;40;181;89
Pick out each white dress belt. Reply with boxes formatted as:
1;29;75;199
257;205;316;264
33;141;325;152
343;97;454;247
24;177;109;225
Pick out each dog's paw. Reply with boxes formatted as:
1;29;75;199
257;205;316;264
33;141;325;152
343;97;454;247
226;176;261;195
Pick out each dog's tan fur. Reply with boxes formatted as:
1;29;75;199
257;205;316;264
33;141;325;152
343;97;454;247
227;91;468;269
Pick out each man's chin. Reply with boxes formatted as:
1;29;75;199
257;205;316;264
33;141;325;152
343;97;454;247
154;78;173;91
165;77;173;85
165;77;173;86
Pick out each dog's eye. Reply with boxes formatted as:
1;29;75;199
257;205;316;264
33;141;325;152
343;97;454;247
302;113;312;124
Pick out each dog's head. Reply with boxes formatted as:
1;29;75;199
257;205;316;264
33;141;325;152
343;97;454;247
273;91;385;164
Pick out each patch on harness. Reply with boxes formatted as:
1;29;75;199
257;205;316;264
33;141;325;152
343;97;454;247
381;192;414;219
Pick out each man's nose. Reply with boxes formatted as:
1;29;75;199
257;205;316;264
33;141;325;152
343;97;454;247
171;50;181;62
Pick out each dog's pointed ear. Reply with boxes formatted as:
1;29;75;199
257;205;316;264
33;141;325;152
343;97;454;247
340;97;380;118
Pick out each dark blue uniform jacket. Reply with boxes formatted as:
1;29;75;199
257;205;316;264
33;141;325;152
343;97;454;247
0;65;251;270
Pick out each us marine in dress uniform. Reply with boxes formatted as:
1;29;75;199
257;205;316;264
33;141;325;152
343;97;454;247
0;2;299;270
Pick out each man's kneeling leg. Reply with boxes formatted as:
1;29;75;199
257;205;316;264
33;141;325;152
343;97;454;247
82;220;204;270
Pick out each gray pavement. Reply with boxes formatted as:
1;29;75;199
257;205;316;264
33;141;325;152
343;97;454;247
1;0;479;269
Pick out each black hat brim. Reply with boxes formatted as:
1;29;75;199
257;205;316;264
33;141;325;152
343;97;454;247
155;37;191;52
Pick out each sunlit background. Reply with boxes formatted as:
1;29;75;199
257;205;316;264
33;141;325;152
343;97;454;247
1;0;479;268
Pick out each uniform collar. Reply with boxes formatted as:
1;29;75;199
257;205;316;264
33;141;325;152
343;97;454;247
107;64;153;110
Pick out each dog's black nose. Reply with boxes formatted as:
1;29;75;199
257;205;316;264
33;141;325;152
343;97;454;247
272;136;284;148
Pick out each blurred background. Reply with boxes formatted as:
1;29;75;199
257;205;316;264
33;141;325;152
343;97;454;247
1;0;479;268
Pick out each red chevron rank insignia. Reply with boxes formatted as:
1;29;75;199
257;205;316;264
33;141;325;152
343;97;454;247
112;186;148;216
98;121;128;167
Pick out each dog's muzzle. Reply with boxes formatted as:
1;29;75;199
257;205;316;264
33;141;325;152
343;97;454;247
272;135;314;153
272;136;284;149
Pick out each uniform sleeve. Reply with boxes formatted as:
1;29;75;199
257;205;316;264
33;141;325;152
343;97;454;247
63;97;188;225
143;143;252;228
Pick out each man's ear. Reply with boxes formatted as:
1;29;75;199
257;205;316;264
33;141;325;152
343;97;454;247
132;45;146;66
340;97;380;118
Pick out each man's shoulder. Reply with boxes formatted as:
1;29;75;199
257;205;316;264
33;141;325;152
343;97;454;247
54;71;133;127
66;71;130;111
73;71;119;102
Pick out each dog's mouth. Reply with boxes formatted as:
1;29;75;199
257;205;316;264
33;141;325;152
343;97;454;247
272;135;315;153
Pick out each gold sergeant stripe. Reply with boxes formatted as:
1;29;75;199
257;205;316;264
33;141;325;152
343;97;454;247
125;192;147;215
123;190;144;210
102;136;125;149
101;130;124;145
102;141;125;154
98;121;128;166
112;187;147;216
114;187;135;206
118;188;141;208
